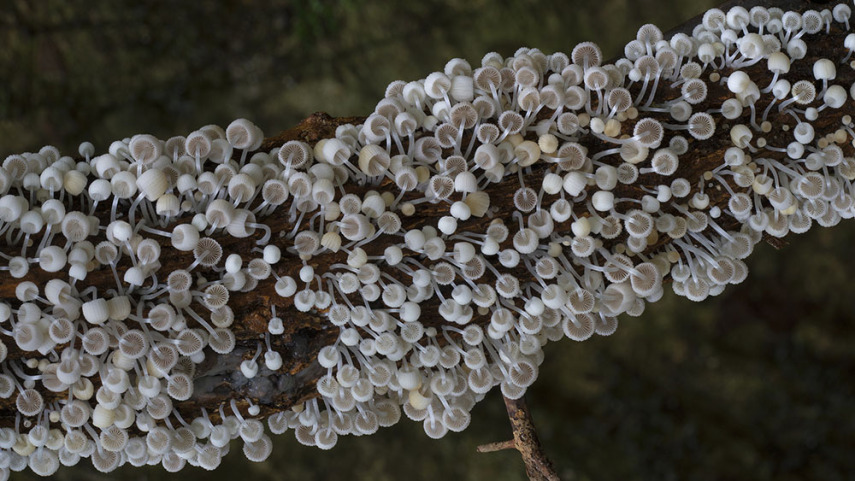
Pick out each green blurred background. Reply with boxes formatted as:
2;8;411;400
3;1;855;480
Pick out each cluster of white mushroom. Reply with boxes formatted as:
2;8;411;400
0;2;853;477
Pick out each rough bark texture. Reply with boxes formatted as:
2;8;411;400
0;1;850;474
477;396;560;481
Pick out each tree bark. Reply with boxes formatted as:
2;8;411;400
477;396;561;481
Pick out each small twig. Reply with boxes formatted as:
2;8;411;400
477;395;560;481
476;439;515;453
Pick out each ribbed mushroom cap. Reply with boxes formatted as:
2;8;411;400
314;427;338;451
423;416;448;439
28;448;60;476
16;389;43;417
166;372;193;401
144;426;172;455
100;425;129;452
197;444;223;471
267;412;289;435
208;328;236;354
91;448;121;473
161;452;186;473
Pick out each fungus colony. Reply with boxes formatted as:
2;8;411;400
0;2;854;476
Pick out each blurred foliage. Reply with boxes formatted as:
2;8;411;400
4;0;855;480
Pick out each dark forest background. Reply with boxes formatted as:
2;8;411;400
1;1;854;480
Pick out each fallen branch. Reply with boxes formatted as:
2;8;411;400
0;0;852;477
